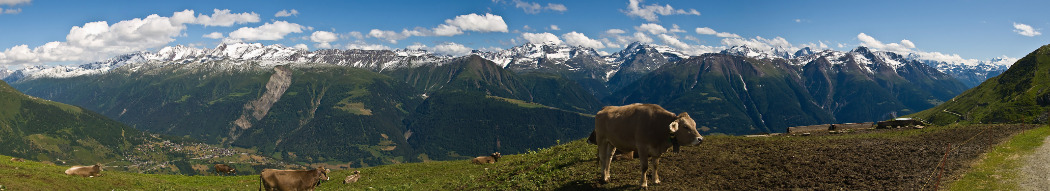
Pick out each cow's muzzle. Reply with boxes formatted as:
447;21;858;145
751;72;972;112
691;137;702;146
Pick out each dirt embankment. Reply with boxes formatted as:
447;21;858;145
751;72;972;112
568;124;1037;190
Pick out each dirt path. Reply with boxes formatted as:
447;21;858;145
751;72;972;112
1019;136;1050;190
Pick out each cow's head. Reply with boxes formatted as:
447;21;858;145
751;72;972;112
316;167;331;181
668;112;703;152
491;152;502;161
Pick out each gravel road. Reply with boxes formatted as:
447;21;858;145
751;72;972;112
1020;136;1050;190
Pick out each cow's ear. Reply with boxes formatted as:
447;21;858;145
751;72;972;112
669;121;679;132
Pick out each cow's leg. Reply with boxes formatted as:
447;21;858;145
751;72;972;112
598;142;615;183
638;150;650;189
652;156;661;184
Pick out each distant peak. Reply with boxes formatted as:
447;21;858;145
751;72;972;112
850;46;872;53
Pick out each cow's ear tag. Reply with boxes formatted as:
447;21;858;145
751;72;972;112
669;121;679;133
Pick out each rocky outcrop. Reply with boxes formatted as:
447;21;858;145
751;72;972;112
231;65;293;140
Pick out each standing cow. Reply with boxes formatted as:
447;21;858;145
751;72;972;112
64;163;104;177
214;164;236;176
593;103;703;189
260;167;330;191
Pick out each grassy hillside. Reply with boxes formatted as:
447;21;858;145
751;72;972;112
405;90;593;161
911;44;1050;125
1;124;1037;190
0;80;141;165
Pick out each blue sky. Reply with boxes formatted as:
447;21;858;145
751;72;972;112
0;0;1048;68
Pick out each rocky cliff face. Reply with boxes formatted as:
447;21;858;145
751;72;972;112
232;65;293;140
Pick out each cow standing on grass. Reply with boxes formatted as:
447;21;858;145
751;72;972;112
593;103;704;189
64;163;103;177
260;167;330;191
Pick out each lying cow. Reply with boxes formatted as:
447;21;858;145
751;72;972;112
65;163;103;177
260;167;330;191
593;103;703;189
214;164;236;176
471;152;502;164
343;171;361;184
10;157;24;162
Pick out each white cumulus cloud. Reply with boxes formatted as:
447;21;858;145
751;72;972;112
857;33;915;52
522;32;562;44
428;42;473;56
669;24;685;33
292;44;308;50
310;31;339;49
174;9;260;27
549;25;560;31
310;31;339;43
0;9;262;65
275;9;299;17
441;13;508;33
694;27;740;38
605;29;626;35
512;0;567;14
367;29;417;44
0;0;30;6
347;31;364;39
228;21;305;41
561;31;605;49
202;32;224;39
623;0;700;22
636;23;667;35
368;13;508;42
1013;22;1042;37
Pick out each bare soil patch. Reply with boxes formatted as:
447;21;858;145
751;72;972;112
568;124;1037;190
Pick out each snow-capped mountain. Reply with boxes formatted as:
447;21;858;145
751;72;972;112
3;41;1012;91
0;68;10;79
908;55;1014;87
792;46;918;75
3;43;453;82
720;45;795;60
474;42;608;72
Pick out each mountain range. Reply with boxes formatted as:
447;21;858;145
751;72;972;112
0;41;1012;164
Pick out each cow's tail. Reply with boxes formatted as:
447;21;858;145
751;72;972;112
259;175;264;191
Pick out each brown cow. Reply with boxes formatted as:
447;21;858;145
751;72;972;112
471;152;502;164
10;157;25;162
214;164;236;175
593;103;703;189
260;167;330;191
343;171;360;184
64;163;103;177
589;131;637;160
